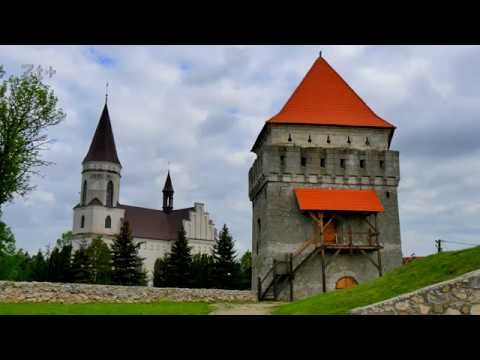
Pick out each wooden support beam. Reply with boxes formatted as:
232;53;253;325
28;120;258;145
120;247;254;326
377;249;383;277
320;246;327;293
359;249;381;272
289;253;294;301
272;259;277;300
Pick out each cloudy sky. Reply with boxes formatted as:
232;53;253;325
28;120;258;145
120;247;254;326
1;45;479;257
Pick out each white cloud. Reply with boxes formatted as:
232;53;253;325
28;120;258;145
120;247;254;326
2;45;480;257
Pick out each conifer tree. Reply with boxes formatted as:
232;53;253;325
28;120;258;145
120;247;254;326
191;253;215;288
30;250;48;281
87;235;112;284
110;220;147;286
153;254;170;287
166;225;192;288
71;240;93;283
212;224;241;289
240;250;252;290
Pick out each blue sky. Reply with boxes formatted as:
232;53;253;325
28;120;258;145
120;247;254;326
1;45;480;256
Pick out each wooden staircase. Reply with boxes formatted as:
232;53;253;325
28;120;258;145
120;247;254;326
258;239;319;301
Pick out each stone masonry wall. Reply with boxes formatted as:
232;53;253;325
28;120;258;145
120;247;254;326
0;281;256;304
351;269;480;315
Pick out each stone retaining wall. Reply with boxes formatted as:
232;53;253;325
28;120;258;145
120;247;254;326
0;281;256;304
351;269;480;315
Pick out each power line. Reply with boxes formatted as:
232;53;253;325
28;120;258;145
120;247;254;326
443;240;480;247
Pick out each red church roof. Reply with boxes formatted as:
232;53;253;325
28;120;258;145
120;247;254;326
268;56;395;129
294;188;384;213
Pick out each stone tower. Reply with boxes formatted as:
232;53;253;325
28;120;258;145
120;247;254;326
162;171;174;213
249;55;402;301
72;102;125;240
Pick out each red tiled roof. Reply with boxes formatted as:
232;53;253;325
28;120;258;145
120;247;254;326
268;57;395;129
117;204;193;240
294;188;384;213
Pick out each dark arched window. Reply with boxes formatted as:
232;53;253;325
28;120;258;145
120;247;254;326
81;180;87;205
80;215;85;228
106;181;114;207
105;215;111;228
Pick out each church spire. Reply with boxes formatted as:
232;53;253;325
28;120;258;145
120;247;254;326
163;171;174;213
83;102;121;165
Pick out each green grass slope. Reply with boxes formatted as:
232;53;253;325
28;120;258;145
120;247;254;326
0;301;212;315
274;246;480;315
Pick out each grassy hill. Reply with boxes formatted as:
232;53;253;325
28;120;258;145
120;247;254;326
273;246;480;315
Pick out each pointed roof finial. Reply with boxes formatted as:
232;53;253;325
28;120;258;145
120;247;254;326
105;81;109;104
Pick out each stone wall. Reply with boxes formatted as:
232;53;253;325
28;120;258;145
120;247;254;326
0;281;256;304
351;269;480;315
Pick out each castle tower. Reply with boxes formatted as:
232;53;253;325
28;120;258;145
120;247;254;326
162;171;174;213
72;102;125;241
249;55;402;301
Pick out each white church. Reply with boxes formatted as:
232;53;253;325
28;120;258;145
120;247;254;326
71;102;217;283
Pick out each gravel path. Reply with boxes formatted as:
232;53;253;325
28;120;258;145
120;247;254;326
209;302;283;315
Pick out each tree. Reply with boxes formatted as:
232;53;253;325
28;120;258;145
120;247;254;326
153;254;170;288
86;235;111;284
190;253;215;289
166;225;192;288
30;250;48;282
0;220;15;257
212;224;241;289
47;242;72;283
71;240;93;283
0;65;65;211
110;220;147;286
56;231;73;249
239;250;252;290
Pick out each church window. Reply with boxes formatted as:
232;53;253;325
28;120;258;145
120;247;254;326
360;159;365;168
386;191;390;198
81;180;87;206
365;137;370;146
301;157;307;167
320;158;326;168
106;181;114;207
327;135;331;144
347;136;351;144
280;155;285;166
379;160;385;169
80;215;85;228
288;133;292;142
105;215;111;228
340;159;345;168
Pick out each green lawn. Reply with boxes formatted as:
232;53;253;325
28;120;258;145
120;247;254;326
274;246;480;315
0;301;212;315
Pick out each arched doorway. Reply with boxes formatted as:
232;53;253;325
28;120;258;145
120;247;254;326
323;217;337;244
335;276;358;289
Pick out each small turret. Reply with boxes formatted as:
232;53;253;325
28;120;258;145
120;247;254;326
163;171;174;213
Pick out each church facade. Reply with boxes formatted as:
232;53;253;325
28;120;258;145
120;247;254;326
72;103;217;283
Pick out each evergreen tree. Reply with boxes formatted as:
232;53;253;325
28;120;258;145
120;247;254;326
0;220;15;257
86;236;112;284
30;250;48;281
71;240;93;283
212;224;241;289
191;253;215;288
111;220;147;286
47;243;72;283
153;254;170;287
239;250;252;290
166;225;192;288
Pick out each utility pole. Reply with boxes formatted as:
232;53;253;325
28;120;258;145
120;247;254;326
435;239;443;253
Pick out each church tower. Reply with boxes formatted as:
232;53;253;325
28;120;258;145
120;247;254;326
72;102;125;241
249;55;402;301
